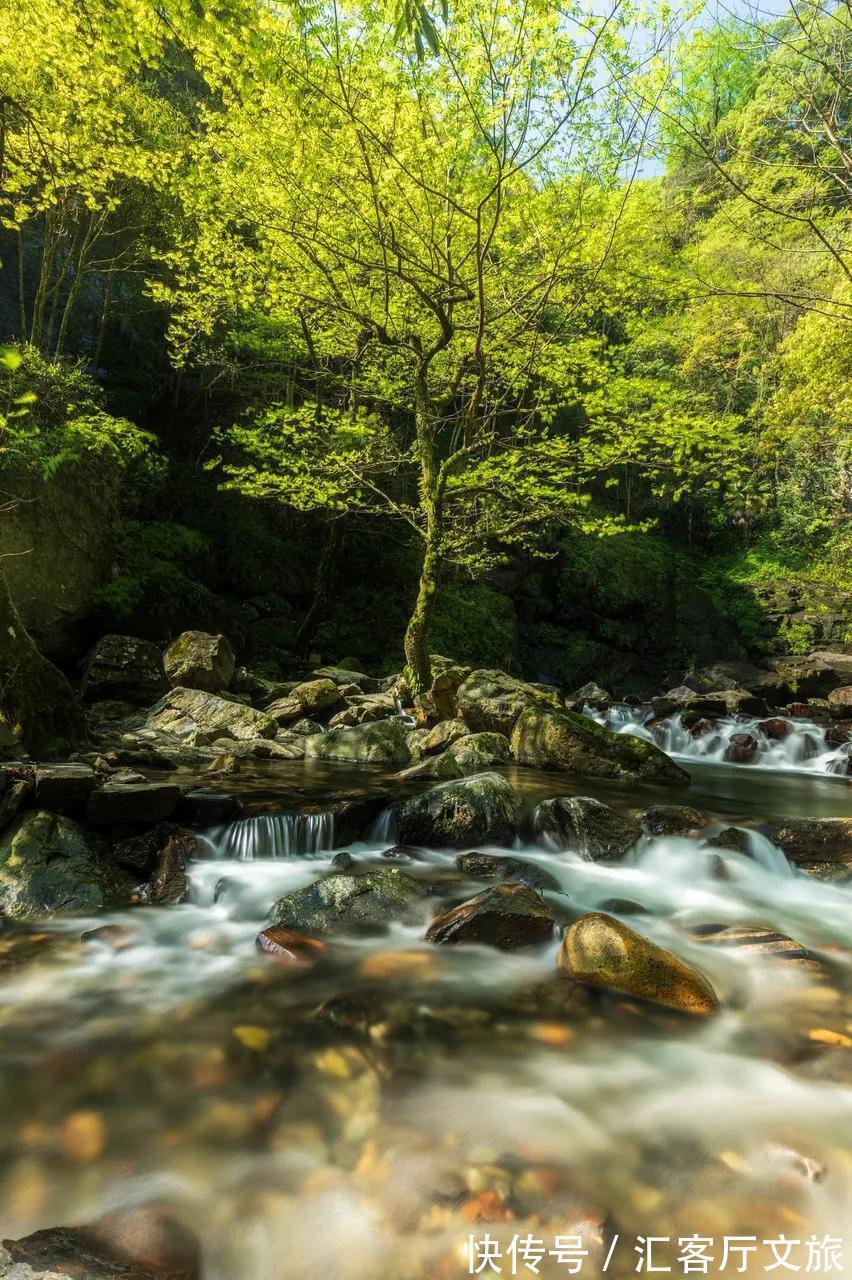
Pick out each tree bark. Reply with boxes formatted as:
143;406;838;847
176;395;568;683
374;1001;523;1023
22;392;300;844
403;383;442;696
0;567;86;757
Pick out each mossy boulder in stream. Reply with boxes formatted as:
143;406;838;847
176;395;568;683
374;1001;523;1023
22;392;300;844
270;867;429;933
0;810;134;918
535;796;641;859
304;718;411;764
558;912;720;1016
455;669;559;735
145;686;277;745
393;772;519;848
512;705;689;784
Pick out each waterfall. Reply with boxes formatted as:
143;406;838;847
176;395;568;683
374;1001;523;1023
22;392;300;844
584;705;851;776
213;811;337;860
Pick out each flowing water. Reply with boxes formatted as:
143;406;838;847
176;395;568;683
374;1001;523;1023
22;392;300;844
586;705;851;776
0;759;851;1277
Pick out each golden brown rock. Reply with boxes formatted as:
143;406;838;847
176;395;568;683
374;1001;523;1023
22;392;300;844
557;912;720;1017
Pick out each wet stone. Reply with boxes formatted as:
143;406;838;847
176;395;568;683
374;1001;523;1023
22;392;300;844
535;795;641;860
558;912;720;1017
87;782;181;828
255;927;327;965
455;851;561;892
724;732;759;764
638;805;708;837
425;882;555;950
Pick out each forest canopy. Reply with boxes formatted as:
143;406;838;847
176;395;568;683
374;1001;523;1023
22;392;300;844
0;0;849;698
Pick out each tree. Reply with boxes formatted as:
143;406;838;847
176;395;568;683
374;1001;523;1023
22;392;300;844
158;0;672;690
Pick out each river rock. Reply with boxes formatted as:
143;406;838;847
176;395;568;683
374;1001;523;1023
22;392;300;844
313;665;376;691
134;828;195;905
419;718;470;756
163;630;235;692
572;681;611;704
304;718;411;764
255;925;328;963
87;781;181;827
0;811;134;917
0;1221;196;1280
393;772;519;848
33;763;97;816
755;656;841;703
395;752;463;782
765;818;852;865
327;692;397;728
269;867;429;933
511;705;689;784
428;664;472;720
455;850;560;892
81;635;169;705
145;687;278;745
266;678;342;724
0;780;29;834
425;882;555;949
724;732;759;763
758;717;792;740
447;731;511;771
175;789;241;826
827;686;852;713
638;805;708;836
455;669;559;735
558;912;720;1016
535;796;641;859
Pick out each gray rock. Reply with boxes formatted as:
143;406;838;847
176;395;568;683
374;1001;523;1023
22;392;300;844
572;682;611;703
511;704;689;784
163;630;235;692
394;772;519;848
638;805;708;837
33;763;96;816
455;669;559;735
304;718;411;764
87;781;181;827
81;635;169;704
535;796;641;859
266;678;341;724
270;867;429;933
418;718;470;756
455;850;560;892
765;818;852;866
0;780;29;833
145;686;278;745
0;811;134;917
425;882;555;949
175;789;241;826
447;731;511;772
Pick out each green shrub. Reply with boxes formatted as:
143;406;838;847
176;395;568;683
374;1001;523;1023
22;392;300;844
431;582;520;670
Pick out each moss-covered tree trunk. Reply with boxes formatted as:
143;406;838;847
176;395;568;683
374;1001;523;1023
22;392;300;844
403;389;442;696
0;567;86;756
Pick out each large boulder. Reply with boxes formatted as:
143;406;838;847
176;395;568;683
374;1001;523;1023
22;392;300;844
418;718;470;757
270;867;428;933
447;731;511;772
425;883;555;949
455;669;559;735
511;705;689;785
81;635;169;704
393;772;519;848
266;678;342;724
558;913;720;1016
0;810;133;918
765;818;852;867
163;631;235;692
535;796;641;859
33;763;97;816
304;718;411;764
145;687;277;745
87;781;181;828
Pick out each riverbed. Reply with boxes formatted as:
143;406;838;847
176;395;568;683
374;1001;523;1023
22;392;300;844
0;757;850;1278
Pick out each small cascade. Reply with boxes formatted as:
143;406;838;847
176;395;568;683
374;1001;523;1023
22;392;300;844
368;804;397;845
214;811;337;860
584;704;850;776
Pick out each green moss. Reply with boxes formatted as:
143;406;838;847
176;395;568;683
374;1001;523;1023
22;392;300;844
430;582;519;670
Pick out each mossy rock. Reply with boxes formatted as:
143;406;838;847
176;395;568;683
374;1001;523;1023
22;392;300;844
511;705;689;785
393;772;519;848
0;810;134;918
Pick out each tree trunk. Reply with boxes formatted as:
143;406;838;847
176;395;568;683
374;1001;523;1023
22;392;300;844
0;568;86;757
403;383;442;696
403;525;441;697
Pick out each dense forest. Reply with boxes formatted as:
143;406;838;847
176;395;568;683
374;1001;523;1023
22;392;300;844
0;0;849;745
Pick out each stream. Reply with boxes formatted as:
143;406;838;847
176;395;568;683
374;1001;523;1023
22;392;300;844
0;755;850;1278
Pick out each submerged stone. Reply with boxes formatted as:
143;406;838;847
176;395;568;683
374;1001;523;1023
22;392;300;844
456;850;560;892
558;912;720;1016
255;926;327;964
426;882;555;949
